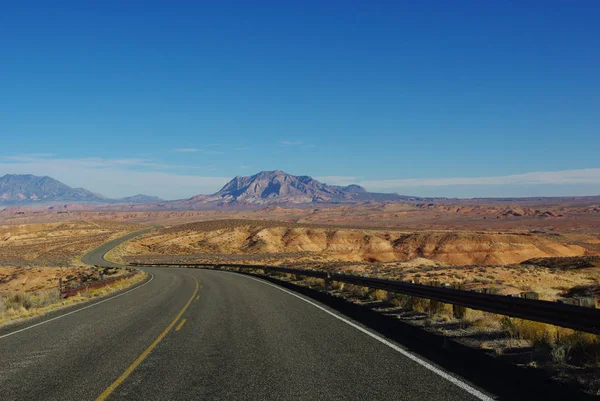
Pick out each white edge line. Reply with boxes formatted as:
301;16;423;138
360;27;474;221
233;272;495;401
0;273;154;340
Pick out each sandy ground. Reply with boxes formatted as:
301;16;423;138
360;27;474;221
2;200;600;233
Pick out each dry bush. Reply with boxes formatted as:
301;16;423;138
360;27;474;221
390;294;411;309
463;309;503;331
408;296;429;313
330;281;344;291
344;284;371;298
369;289;390;302
303;277;326;289
501;317;600;366
501;318;555;346
389;294;428;313
427;300;453;319
557;331;600;366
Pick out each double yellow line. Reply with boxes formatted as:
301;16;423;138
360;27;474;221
96;277;199;401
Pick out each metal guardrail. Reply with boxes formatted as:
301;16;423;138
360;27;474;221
60;272;137;298
130;262;600;334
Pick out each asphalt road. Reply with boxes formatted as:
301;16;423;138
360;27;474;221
80;227;155;268
0;232;494;401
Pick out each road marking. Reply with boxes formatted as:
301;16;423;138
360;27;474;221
238;273;494;401
0;274;154;341
175;319;187;331
96;277;199;401
195;296;200;301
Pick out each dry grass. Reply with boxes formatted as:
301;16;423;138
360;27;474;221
463;309;504;331
344;284;371;298
0;272;147;327
369;289;390;302
427;300;454;319
501;317;600;366
302;277;327;289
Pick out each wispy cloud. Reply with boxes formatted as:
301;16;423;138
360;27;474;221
175;145;224;155
317;169;600;197
360;169;600;189
316;176;359;186
279;140;304;146
236;147;249;151
239;165;251;169
14;153;57;158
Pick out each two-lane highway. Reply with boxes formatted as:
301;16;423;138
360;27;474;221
0;231;494;400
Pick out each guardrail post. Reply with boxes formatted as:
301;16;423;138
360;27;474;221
451;284;466;319
324;273;333;290
428;281;441;314
58;277;62;294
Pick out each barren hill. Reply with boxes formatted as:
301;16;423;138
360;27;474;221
121;220;597;266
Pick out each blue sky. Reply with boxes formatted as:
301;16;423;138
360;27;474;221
1;1;599;199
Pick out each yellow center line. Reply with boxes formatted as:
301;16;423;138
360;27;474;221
175;319;187;331
95;277;199;401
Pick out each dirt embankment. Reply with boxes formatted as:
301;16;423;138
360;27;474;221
124;220;597;266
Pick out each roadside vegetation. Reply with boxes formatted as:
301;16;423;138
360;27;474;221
0;272;146;327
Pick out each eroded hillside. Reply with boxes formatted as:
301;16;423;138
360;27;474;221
120;220;599;266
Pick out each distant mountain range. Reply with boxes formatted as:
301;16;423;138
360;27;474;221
0;174;105;203
0;174;163;205
4;171;597;210
0;171;418;208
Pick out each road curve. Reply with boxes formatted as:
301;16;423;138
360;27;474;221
80;227;155;268
0;231;494;400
